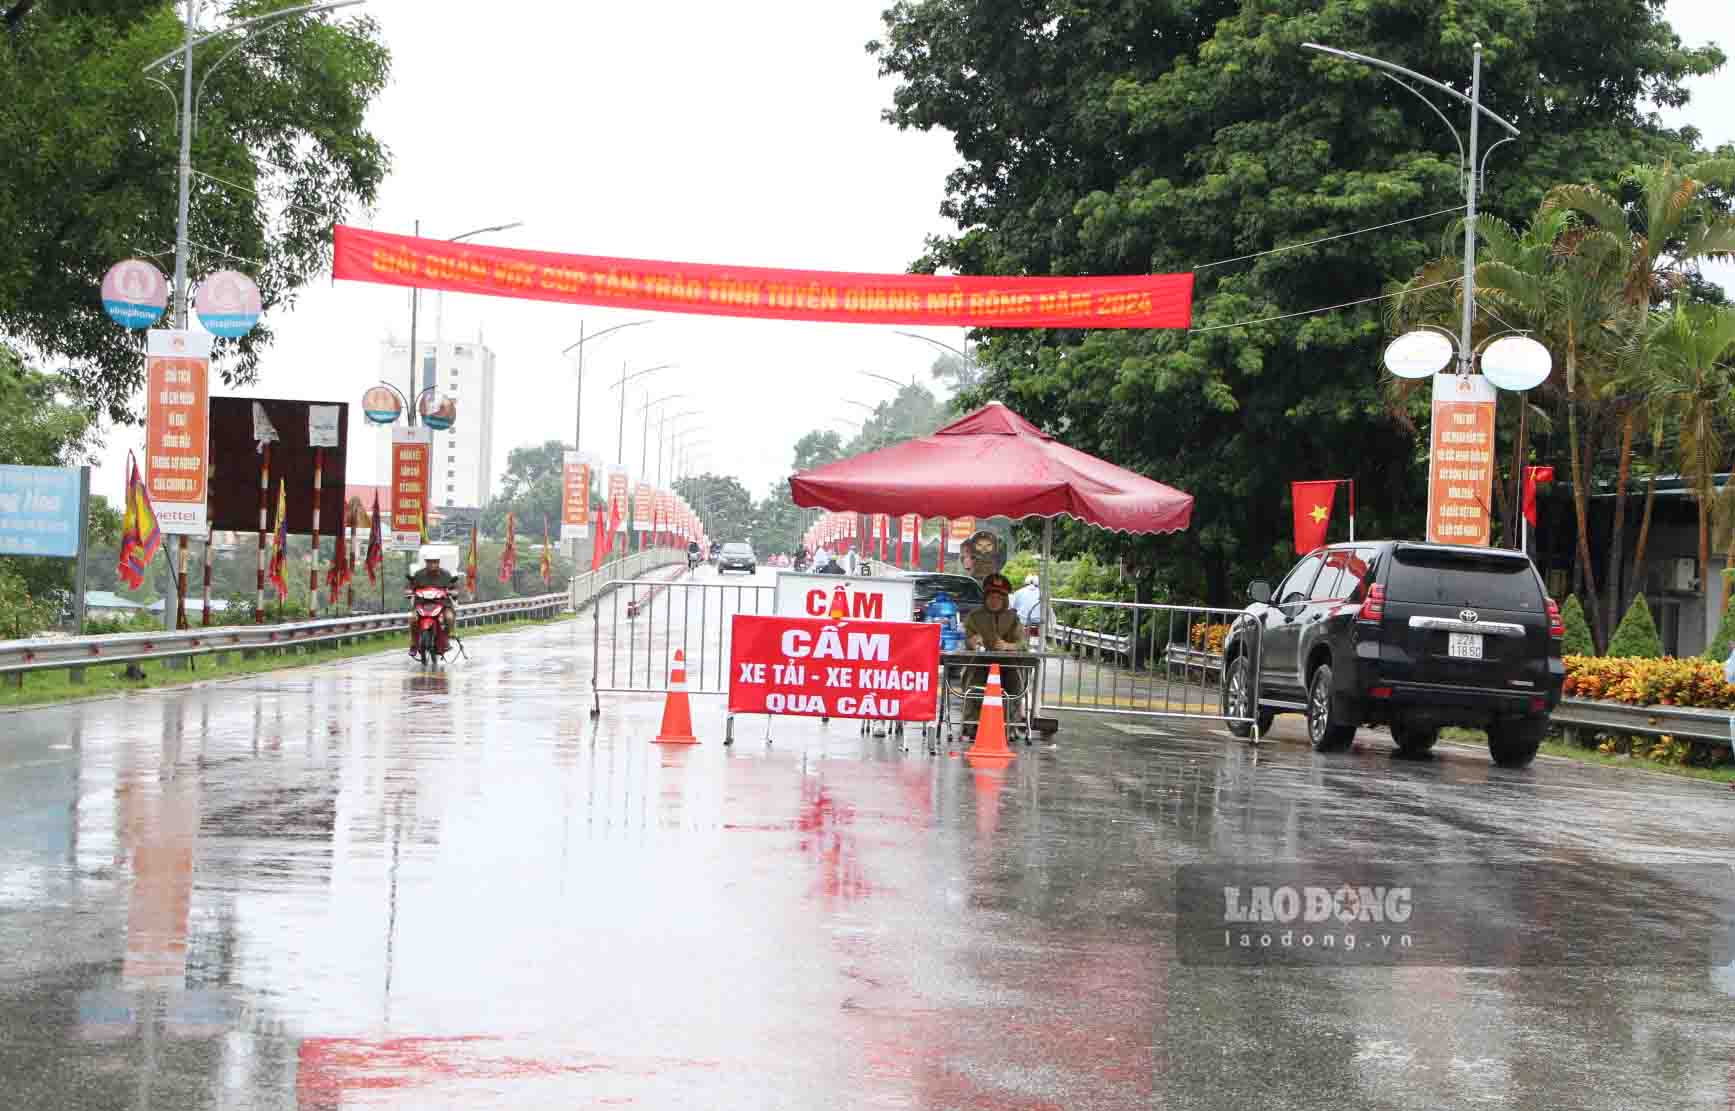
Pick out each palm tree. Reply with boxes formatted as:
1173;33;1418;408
1473;207;1627;647
1545;160;1735;632
1635;300;1735;601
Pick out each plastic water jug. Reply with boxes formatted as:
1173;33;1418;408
925;591;963;651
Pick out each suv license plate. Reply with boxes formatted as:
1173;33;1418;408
1448;632;1483;659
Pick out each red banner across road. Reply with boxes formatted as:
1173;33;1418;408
332;225;1194;329
729;615;939;721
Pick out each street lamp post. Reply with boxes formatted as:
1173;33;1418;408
563;318;652;456
405;219;523;429
638;392;687;479
143;0;369;631
608;363;676;464
1300;42;1520;375
556;318;650;559
659;411;703;488
858;370;908;392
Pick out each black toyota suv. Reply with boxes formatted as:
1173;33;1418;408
1220;541;1565;767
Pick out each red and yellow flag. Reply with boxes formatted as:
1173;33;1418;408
267;479;289;600
466;522;480;596
540;515;553;586
116;452;161;590
498;512;517;583
1291;480;1338;555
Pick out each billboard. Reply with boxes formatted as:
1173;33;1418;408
0;465;84;558
206;398;350;534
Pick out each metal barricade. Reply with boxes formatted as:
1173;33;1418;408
1041;597;1263;738
591;577;776;711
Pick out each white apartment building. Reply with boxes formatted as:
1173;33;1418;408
376;335;498;510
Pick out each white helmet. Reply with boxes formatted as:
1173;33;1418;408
419;545;444;562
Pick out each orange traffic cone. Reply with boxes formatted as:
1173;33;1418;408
655;649;698;744
965;664;1015;761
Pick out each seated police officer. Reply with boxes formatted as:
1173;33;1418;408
961;573;1027;735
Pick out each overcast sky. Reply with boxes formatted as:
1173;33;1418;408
84;0;1733;506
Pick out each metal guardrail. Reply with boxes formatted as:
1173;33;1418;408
1047;622;1131;656
1550;697;1734;747
0;548;682;684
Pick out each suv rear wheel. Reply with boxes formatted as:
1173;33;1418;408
1221;655;1274;739
1391;721;1439;757
1487;717;1546;768
1306;663;1356;752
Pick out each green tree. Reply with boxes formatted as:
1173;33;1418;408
840;382;948;454
1704;576;1735;661
479;440;567;538
1559;594;1594;657
1543;159;1735;634
0;346;111;624
870;0;1721;604
0;2;391;419
675;473;755;545
791;430;844;473
1635;300;1735;604
1606;594;1664;659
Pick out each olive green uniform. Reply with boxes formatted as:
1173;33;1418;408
961;604;1028;729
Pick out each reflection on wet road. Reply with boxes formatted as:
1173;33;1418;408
1;571;1731;1109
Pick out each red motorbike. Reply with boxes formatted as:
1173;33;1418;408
407;584;454;665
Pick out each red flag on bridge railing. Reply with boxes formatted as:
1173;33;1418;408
1291;480;1338;555
590;513;608;571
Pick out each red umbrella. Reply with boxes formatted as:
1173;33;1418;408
789;401;1192;534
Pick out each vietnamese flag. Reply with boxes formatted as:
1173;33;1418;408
1522;466;1554;527
1292;481;1337;554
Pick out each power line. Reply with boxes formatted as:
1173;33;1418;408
1189;276;1462;333
1193;205;1468;272
189;167;336;221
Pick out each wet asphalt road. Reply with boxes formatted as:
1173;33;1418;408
2;564;1732;1110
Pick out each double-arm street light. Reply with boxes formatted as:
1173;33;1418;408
144;0;369;329
859;370;908;392
659;411;704;488
407;220;523;427
1300;42;1519;374
636;392;687;479
143;0;369;633
608;363;677;465
563;318;653;457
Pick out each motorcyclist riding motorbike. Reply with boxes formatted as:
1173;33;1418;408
406;548;461;660
686;540;702;570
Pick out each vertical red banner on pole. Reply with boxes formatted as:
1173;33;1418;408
390;428;431;547
144;330;212;535
1426;374;1497;546
561;453;590;540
